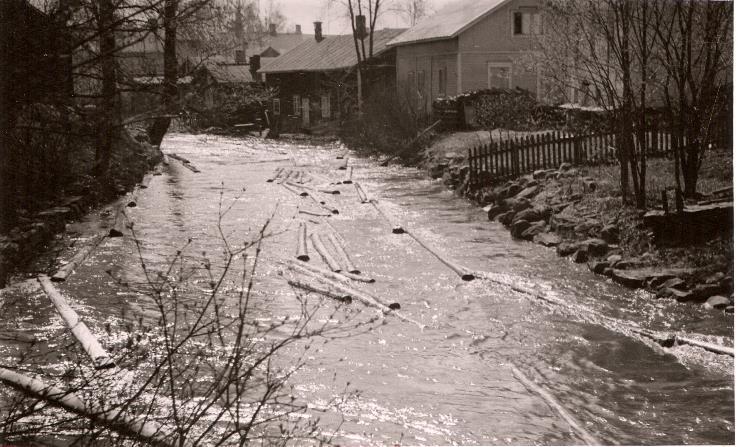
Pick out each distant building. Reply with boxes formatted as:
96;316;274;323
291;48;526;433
259;24;405;131
388;0;543;114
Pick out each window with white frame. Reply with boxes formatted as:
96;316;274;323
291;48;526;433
513;10;542;35
321;95;331;119
488;62;512;89
293;95;301;115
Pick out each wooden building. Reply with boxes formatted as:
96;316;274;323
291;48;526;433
388;0;543;114
259;24;405;132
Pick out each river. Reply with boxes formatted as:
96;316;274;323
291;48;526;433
0;132;733;445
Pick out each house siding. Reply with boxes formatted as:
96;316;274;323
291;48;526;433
394;0;544;113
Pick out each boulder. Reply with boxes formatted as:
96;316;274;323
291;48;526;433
486;205;506;221
703;295;731;310
600;224;620;244
510;219;532;239
557;242;579;257
534;232;562;247
520;221;547;240
603;267;614;277
498;211;517;226
533;205;553;221
506;184;522;197
662;287;698;302
582;238;609;257
559;162;572;171
725;305;734;314
691;283;724;301
515;185;540;200
613;259;645;270
705;272;725;284
573;248;589;263
533;169;550;179
611;269;648;288
588;260;609;274
658;277;687;290
606;254;623;266
582;177;598;192
614;268;693;290
514;208;541;223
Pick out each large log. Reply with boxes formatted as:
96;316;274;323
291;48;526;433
511;365;600;446
38;276;115;370
296;221;309;261
405;229;475;281
325;232;360;274
310;233;342;272
370;200;404;234
294;258;374;284
52;233;107;282
0;368;183;447
342;167;353;184
168;153;200;173
266;167;284;183
287;263;417;325
287;279;352;303
354;183;369;203
675;336;734;357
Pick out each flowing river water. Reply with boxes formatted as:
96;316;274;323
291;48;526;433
0;132;734;445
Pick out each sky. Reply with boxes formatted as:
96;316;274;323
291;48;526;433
274;0;457;34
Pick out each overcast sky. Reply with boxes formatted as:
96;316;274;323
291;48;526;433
276;0;456;34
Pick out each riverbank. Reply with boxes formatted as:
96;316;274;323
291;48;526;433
0;126;162;287
420;131;733;314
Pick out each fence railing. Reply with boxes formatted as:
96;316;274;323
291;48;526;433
468;121;732;188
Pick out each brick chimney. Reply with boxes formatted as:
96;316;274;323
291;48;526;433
249;55;261;80
295;24;302;34
355;15;367;40
269;23;277;36
235;49;245;64
314;21;323;42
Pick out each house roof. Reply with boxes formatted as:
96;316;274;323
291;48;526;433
388;0;511;46
205;63;255;84
259;28;406;74
245;33;313;58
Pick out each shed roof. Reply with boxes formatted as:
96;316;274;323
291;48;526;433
387;0;511;46
259;28;405;74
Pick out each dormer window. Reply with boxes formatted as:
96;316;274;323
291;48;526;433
513;9;542;35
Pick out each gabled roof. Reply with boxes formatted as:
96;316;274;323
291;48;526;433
259;28;406;74
388;0;511;46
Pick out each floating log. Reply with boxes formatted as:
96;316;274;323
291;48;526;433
675;335;734;357
405;229;475;281
52;233;106;282
299;209;332;218
0;368;182;447
266;167;284;183
277;169;293;184
290;259;374;284
38;276;115;370
370;200;404;234
168;153;200;173
297;171;307;184
342;167;353;184
287;279;352;303
318;188;341;195
281;182;307;197
337;158;348;170
288;263;412;322
325;232;360;274
354;183;369;203
296;222;309;261
310;233;342;272
511;365;600;446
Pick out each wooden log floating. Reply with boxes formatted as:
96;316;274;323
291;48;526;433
52;233;106;282
299;209;332;218
310;233;342;272
675;335;734;357
38;276;115;369
318;188;341;195
168;153;200;173
0;368;184;447
296;221;309;261
281;182;308;198
287;279;352;303
370;200;405;234
354;183;369;203
266;167;284;183
342;167;353;184
277;169;293;184
325;232;360;274
337;158;348;170
288;263;410;321
511;365;600;446
405;230;475;281
289;259;374;284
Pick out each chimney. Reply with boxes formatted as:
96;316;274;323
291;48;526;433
295;24;302;34
269;23;277;36
235;49;245;64
355;15;367;40
314;21;323;42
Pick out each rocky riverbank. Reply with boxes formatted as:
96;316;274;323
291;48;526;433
422;139;733;315
0;128;162;287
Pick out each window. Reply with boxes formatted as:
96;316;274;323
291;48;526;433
273;99;280;115
438;67;447;96
488;62;512;89
293;95;301;115
417;70;425;94
513;10;541;35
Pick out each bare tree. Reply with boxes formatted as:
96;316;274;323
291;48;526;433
393;0;430;26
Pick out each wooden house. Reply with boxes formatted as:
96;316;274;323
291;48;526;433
387;0;543;114
258;24;405;132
